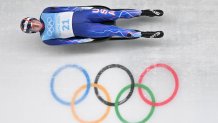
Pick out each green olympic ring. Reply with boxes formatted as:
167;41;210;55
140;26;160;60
115;83;156;123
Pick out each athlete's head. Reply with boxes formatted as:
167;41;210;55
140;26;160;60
20;17;43;33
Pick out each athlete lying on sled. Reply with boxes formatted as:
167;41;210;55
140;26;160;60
20;6;164;45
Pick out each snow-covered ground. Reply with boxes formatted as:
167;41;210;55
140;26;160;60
0;0;218;123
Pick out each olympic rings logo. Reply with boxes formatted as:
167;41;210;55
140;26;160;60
50;63;179;123
46;17;55;36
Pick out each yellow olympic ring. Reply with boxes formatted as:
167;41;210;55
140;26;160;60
71;83;111;123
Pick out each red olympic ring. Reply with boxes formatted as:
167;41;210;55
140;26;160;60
138;63;179;106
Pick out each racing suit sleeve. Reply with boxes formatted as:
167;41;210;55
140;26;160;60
43;37;94;46
42;6;82;13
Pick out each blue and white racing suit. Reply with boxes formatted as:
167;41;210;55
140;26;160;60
40;6;142;45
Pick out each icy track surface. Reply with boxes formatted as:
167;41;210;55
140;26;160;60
0;0;218;123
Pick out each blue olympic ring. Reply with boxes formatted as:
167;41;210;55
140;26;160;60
50;64;91;106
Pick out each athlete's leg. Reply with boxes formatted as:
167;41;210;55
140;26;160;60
73;23;142;38
73;8;164;23
87;9;164;22
86;9;142;22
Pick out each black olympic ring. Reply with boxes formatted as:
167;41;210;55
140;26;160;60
94;64;135;106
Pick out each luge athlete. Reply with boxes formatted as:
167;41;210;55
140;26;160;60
20;6;164;45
